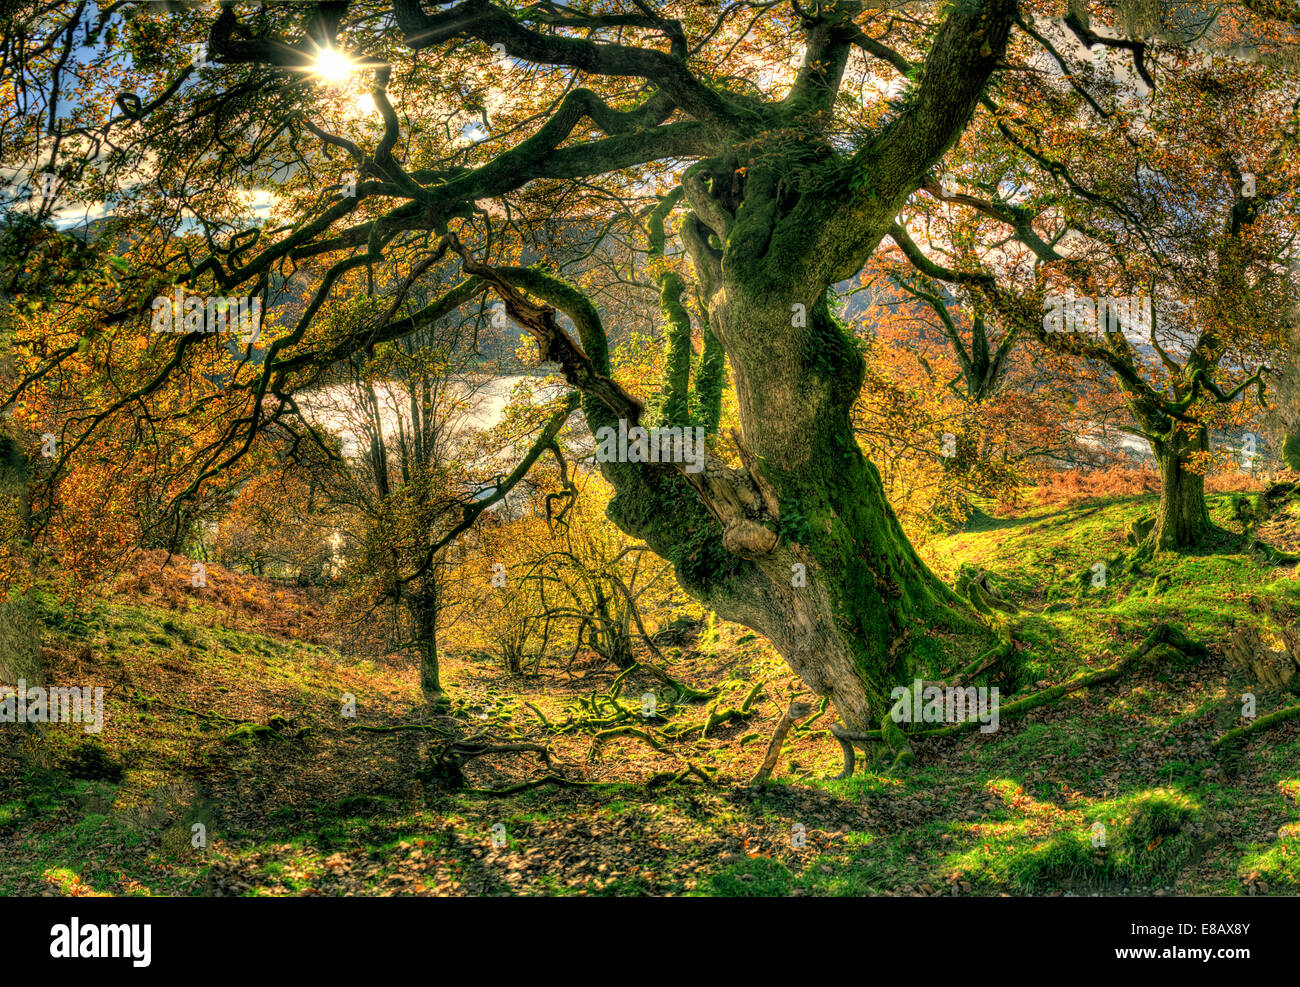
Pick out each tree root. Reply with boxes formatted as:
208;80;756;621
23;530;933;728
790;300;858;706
1225;624;1300;691
535;663;714;743
918;622;1202;740
657;681;764;741
790;695;831;733
829;723;877;779
592;725;665;750
646;761;719;788
1246;538;1300;565
523;702;553;729
635;661;716;701
421;728;557;790
827;622;1204;778
130;689;241;724
1213;702;1300;748
750;701;812;785
958;567;1020;616
1126;514;1155;547
947;639;1014;687
466;774;615;796
128;689;317;746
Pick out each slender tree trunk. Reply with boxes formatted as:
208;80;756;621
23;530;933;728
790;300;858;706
1150;428;1213;550
591;588;635;670
0;432;39;687
407;584;443;705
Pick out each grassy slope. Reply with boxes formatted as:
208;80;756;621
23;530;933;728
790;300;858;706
1;493;1298;896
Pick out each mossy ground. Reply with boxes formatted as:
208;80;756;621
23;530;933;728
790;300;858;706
2;492;1298;896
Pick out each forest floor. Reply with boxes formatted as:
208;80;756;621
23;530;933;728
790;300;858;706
2;490;1300;896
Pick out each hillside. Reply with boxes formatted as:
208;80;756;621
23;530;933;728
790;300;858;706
2;493;1298;897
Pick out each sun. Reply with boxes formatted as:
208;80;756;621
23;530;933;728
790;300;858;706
313;47;355;84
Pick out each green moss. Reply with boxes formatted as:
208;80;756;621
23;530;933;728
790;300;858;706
775;496;812;545
693;322;726;434
606;470;746;597
649;188;693;425
1284;432;1300;472
802;292;864;388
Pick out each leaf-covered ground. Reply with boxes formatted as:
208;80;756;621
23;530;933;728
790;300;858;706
2;492;1298;896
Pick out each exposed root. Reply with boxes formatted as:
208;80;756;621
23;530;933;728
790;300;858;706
1213;702;1300;748
646;761;719;788
591;725;665;750
523;702;552;729
829;722;876;779
467;774;614;796
947;639;1014;687
1126;515;1155;547
826;622;1204;778
661;680;764;741
917;623;1203;741
529;663;715;743
130;689;241;725
750;701;812;785
958;567;1020;616
421;727;557;790
1246;538;1300;566
628;661;714;702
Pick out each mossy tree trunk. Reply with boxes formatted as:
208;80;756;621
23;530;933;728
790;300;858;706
612;297;986;732
1150;427;1213;550
1284;431;1300;471
408;582;444;706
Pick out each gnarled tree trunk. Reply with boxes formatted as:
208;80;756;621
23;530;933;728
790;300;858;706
1149;427;1213;550
455;0;1018;735
620;294;986;733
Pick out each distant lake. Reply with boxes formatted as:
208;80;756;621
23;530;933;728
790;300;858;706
295;374;566;459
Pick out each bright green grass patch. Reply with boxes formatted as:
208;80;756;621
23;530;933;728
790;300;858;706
1238;833;1300;890
702;856;798;896
948;784;1203;892
1238;779;1300;890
